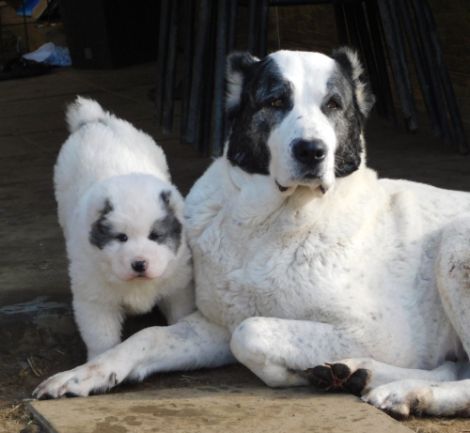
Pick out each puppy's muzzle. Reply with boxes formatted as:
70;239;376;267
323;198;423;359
131;259;147;274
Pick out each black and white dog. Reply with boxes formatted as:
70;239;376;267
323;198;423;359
35;48;470;418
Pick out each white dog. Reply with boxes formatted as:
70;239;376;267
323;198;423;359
35;51;470;418
53;97;194;360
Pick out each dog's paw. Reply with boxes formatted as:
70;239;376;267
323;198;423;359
362;381;433;419
33;362;119;399
303;362;370;396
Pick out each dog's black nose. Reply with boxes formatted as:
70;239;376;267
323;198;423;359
292;139;327;165
132;260;147;273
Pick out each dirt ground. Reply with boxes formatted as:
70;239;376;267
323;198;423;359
1;64;470;433
3;307;470;433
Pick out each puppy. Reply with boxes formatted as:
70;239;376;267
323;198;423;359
54;97;194;360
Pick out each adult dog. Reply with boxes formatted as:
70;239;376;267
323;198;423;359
34;49;470;418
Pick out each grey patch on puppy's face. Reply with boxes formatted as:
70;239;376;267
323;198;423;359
89;199;114;250
148;191;182;253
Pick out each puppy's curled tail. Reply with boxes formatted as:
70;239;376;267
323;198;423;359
66;96;107;133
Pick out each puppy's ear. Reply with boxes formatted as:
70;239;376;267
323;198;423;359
159;188;184;219
332;47;375;118
226;52;259;114
88;198;114;249
160;190;171;207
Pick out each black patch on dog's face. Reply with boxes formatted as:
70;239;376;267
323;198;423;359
148;191;182;253
329;49;374;177
322;71;363;177
227;56;294;175
89;199;114;250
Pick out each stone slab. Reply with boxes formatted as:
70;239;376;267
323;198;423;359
29;386;414;433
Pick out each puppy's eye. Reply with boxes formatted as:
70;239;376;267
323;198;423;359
269;98;284;109
116;233;128;242
149;232;163;242
326;97;341;111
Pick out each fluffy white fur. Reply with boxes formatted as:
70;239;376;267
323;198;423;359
53;97;194;360
35;54;470;419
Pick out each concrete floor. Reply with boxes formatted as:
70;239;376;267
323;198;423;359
1;64;470;432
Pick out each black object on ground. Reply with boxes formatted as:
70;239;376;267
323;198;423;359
0;57;52;81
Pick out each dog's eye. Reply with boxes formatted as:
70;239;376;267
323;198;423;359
325;97;341;111
149;232;163;242
269;98;284;109
116;233;128;242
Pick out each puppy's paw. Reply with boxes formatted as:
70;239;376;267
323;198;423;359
303;362;370;396
33;362;119;399
362;381;433;419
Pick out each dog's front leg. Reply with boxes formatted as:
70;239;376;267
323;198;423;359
73;298;123;360
33;311;234;399
230;317;367;388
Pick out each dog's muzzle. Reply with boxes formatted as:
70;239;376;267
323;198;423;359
292;139;327;167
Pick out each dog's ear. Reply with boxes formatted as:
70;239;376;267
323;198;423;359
159;188;184;219
226;52;259;114
331;47;375;118
88;198;114;249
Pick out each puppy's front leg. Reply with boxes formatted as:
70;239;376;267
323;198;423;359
33;311;234;399
73;298;123;360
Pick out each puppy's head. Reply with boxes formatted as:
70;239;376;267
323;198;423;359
84;174;184;284
225;48;375;193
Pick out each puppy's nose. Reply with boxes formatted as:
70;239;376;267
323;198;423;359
292;139;327;165
131;260;147;273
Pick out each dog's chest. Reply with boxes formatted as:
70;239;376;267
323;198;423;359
192;202;369;330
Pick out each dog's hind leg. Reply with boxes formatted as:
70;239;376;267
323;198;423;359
436;217;470;357
364;218;470;416
33;311;234;399
358;217;470;417
230;316;369;388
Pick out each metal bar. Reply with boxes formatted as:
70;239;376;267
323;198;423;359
364;0;396;122
162;0;178;133
227;0;238;51
258;0;269;57
180;0;195;138
386;0;418;130
0;7;4;64
248;0;258;54
155;0;170;125
377;0;417;131
351;2;382;113
184;0;211;147
397;0;440;136
419;0;468;152
333;3;348;45
410;0;452;144
21;0;29;52
211;0;229;156
200;3;216;154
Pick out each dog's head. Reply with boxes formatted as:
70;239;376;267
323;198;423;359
82;174;184;284
225;48;375;192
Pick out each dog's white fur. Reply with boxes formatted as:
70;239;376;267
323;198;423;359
35;54;470;418
54;97;194;360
